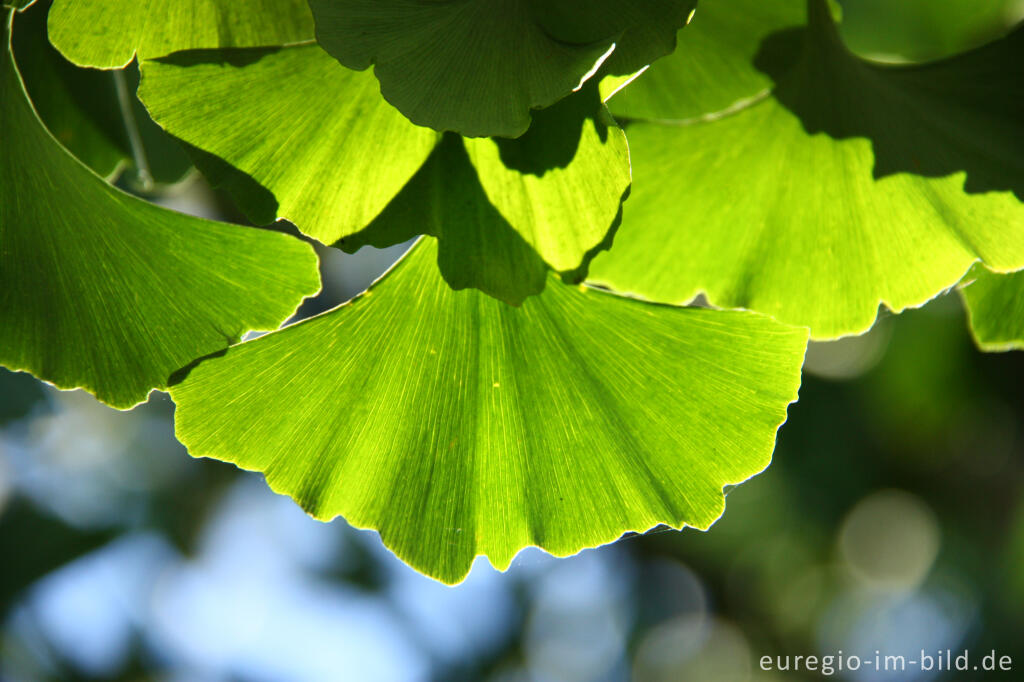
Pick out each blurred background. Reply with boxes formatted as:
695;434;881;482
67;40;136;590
3;1;1024;680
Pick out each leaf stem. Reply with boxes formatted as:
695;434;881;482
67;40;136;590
113;69;153;191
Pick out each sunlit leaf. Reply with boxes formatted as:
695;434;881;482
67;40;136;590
142;55;626;304
340;135;549;306
47;0;314;68
463;84;631;274
170;238;807;584
308;0;697;137
961;268;1024;352
591;0;1024;339
604;0;806;122
137;44;439;244
0;15;321;409
341;88;629;304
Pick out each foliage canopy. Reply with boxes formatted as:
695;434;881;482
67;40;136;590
2;0;1022;582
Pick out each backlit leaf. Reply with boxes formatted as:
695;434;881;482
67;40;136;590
47;0;314;68
0;14;321;408
838;0;1024;63
340;134;549;306
463;84;631;274
961;268;1024;351
138;44;439;244
170;238;808;584
591;0;1024;339
605;0;806;122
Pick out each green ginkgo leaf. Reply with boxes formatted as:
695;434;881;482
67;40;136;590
604;0;806;122
590;0;1024;339
308;0;697;137
13;0;126;177
340;134;550;306
47;0;314;68
0;13;321;409
463;84;631;274
839;0;1024;63
138;44;440;244
14;1;192;187
961;268;1024;351
170;238;808;584
141;55;627;302
340;89;629;304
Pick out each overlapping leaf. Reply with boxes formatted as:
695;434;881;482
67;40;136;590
13;0;125;176
961;268;1024;351
308;0;697;137
138;44;440;244
339;135;550;305
0;12;321;408
171;238;808;584
838;0;1024;63
140;50;629;303
48;0;314;68
16;0;192;186
604;0;806;122
463;85;631;274
591;0;1024;339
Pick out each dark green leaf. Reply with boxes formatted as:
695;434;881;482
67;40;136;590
308;0;697;137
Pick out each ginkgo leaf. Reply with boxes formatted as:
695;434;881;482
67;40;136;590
340;134;549;306
839;0;1024;63
0;13;321;409
604;0;806;122
961;268;1024;352
170;238;808;584
14;1;192;186
47;0;314;69
590;0;1024;339
13;0;126;177
463;84;631;273
142;58;626;302
308;0;697;138
340;88;628;304
137;44;440;244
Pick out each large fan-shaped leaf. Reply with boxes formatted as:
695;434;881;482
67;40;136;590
138;44;440;244
961;268;1024;351
170;238;807;584
47;0;314;68
591;0;1024;339
308;0;697;137
0;14;321;409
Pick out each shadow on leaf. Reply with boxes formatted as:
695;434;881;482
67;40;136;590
754;2;1024;200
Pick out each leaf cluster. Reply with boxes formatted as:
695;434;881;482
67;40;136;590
2;0;1022;582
